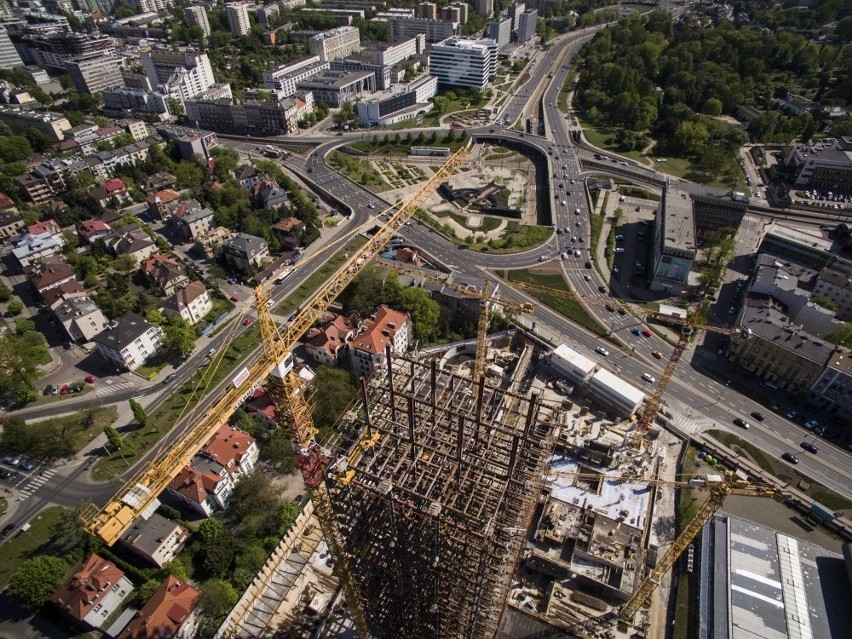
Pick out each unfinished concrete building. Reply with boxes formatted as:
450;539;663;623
325;348;559;639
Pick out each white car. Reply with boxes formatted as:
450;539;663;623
539;255;549;262
584;274;591;281
574;208;581;214
641;373;656;383
595;346;609;357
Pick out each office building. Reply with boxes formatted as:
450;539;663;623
141;48;216;103
429;36;498;90
226;3;251;37
103;86;170;115
296;68;375;107
415;2;437;19
474;0;494;17
691;192;749;240
517;8;538;44
357;74;438;126
488;16;512;50
185;94;312;136
650;180;697;295
263;55;329;95
308;25;361;62
784;136;852;195
388;17;459;43
0;26;22;69
759;222;852;275
369;35;425;66
65;54;122;94
185;5;211;38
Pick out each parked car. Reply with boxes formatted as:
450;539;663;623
804;419;820;430
733;418;750;429
230;295;240;302
800;442;818;454
0;469;9;479
85;375;96;384
0;523;16;540
18;460;33;471
3;455;19;466
780;452;799;464
59;384;69;395
631;327;642;336
750;411;765;421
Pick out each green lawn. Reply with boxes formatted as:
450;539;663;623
0;507;70;589
326;151;388;192
576;117;651;166
504;269;610;339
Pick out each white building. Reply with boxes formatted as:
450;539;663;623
429;36;497;90
120;511;188;568
0;106;72;140
92;312;163;371
136;0;173;12
357;74;437;126
263;55;329;95
185;6;211;38
349;305;411;376
65;53;123;94
141;49;216;104
0;26;23;70
588;369;646;417
162;281;212;325
226;3;251;37
12;231;66;269
545;343;597;385
309;26;361;62
371;35;425;66
388;17;459;43
488;17;512;50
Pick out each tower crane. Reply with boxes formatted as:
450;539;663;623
544;470;784;625
505;280;742;444
372;260;533;384
81;147;469;635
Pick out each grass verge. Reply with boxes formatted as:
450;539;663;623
327;151;388;192
705;430;852;510
0;507;68;589
576;116;651;165
503;269;610;339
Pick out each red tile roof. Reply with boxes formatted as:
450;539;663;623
351;305;409;355
163;281;207;313
202;424;255;471
50;554;126;622
28;219;60;235
117;576;199;639
103;178;127;194
145;189;180;205
141;253;179;276
79;219;111;240
168;466;221;505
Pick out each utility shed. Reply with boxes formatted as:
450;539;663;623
588;369;645;417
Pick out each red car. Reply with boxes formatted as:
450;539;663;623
242;317;252;326
59;384;69;395
85;375;95;384
230;295;240;302
641;328;653;337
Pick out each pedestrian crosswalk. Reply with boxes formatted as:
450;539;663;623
14;467;57;502
96;378;136;395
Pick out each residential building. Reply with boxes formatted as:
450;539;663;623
194;225;234;258
226;3;251;37
162;281;212;325
136;0;174;12
349;305;411;376
12;231;65;269
13;32;115;71
41;279;86;308
53;294;109;343
807;349;852;425
89;178;131;211
449;2;469;23
256;4;279;26
143;255;189;296
650;180;697;295
146;189;181;219
691;192;749;240
50;554;134;631
508;2;526;32
474;0;494;17
120;512;188;568
88;140;153;181
28;219;62;236
235;164;259;189
103;86;170;116
141;48;216;105
0;211;24;239
92;312;163;371
0;106;71;140
296;69;375;107
813;267;852;321
141;172;176;193
78;219;111;244
488;16;512;50
250;181;290;209
224;232;269;272
441;5;462;23
357;74;437;126
388;17;459;43
101;225;156;264
118;119;149;142
117;576;199;639
305;311;360;366
0;26;23;69
308;25;361;61
185;5;211;38
167;425;257;516
184;95;311;135
65;53;122;94
263;55;329;95
784;136;852;194
175;206;214;241
156;124;218;160
729;299;834;397
429;36;498;90
416;2;437;19
27;259;76;295
0;193;17;211
517;9;538;44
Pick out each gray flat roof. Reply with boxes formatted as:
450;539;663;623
661;182;696;254
740;298;835;365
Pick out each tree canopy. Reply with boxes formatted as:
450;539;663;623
8;556;69;609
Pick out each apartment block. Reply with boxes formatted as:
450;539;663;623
0;106;71;140
388;17;459;43
808;350;852;426
474;0;494;17
92;312;163;371
120;512;188;568
517;8;538;44
141;48;215;103
226;3;251;37
508;2;526;32
308;25;361;62
65;53;122;94
488;16;512;50
0;26;23;69
185;5;211;38
416;2;437;19
429;36;498;90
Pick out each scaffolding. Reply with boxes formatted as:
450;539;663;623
325;347;559;639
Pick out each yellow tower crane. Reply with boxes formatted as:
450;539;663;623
372;260;533;384
545;470;783;625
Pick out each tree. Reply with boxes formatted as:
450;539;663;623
199;532;236;579
166;97;185;117
198;579;238;618
146;309;167;326
826;323;852;347
397;287;440;340
279;500;303;534
129;398;148;428
136;580;160;605
210;147;240;181
228;472;282;522
812;294;839;312
312;367;357;433
198;518;225;543
344;265;401;316
7;298;23;315
8;556;69;609
701;97;723;116
175;161;204;189
260;428;296;472
0;282;10;302
163;318;197;357
103;425;125;450
432;96;449;115
114;253;137;277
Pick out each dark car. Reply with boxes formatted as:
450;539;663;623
598;286;608;294
733;418;749;429
800;442;819;454
0;469;9;479
750;411;765;421
0;523;16;540
781;452;800;464
584;261;592;269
